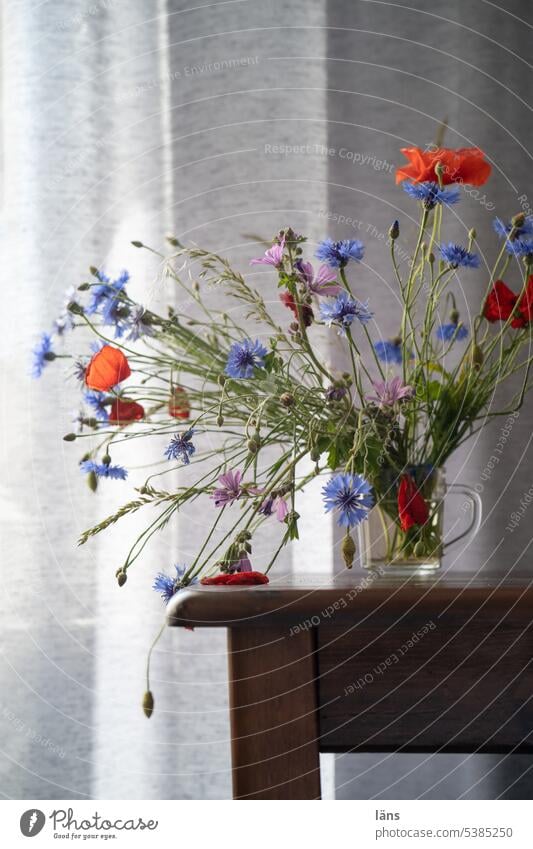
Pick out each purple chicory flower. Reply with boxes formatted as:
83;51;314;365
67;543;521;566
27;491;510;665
250;236;285;268
211;469;243;507
296;260;343;296
259;494;289;522
234;554;253;572
365;377;414;407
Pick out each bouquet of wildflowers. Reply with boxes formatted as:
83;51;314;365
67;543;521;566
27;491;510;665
34;144;533;712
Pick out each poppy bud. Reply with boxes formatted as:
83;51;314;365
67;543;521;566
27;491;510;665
310;447;320;462
511;212;526;229
470;343;484;369
68;301;84;315
450;308;460;325
168;386;190;420
217;374;226;387
247;436;260;454
166;235;181;247
469;228;477;242
428;252;435;265
117;570;127;587
89;266;99;276
389;220;400;240
142;690;154;718
102;453;111;466
193;281;200;293
87;470;98;492
63;433;77;442
131;240;144;248
216;414;224;427
413;540;426;558
280;392;295;407
78;282;90;291
342;533;356;569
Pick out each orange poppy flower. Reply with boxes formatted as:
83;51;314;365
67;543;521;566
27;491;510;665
108;399;145;424
168;385;190;420
85;345;131;391
396;147;491;186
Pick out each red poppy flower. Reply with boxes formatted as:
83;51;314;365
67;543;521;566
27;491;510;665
516;274;533;326
168;385;190;420
396;147;491;187
85;345;131;391
483;276;533;328
279;291;314;327
200;571;269;586
483;280;519;324
398;474;429;532
109;399;145;424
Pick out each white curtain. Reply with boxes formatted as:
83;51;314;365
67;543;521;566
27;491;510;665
1;0;531;800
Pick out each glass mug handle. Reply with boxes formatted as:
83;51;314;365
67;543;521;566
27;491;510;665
443;483;483;549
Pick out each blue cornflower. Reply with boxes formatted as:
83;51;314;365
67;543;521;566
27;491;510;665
225;339;268;379
493;216;533;240
504;237;533;258
54;287;79;336
125;305;155;341
152;564;197;604
374;338;403;365
87;269;129;316
436;322;469;342
315;238;365;268
439;243;479;269
31;333;55;378
80;459;128;480
403;181;461;209
322;473;374;528
100;295;130;338
84;390;109;421
165;429;196;464
319;292;373;334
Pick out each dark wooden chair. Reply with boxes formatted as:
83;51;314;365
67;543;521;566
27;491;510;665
167;571;533;799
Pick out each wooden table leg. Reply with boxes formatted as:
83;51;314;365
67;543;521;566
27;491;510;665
227;626;321;799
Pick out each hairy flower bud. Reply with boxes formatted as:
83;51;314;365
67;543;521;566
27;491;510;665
87;470;98;492
389;219;400;240
102;453;112;466
280;392;295;408
216;414;224;427
63;433;77;442
247;435;260;454
470;343;484;369
217;374;226;387
342;533;356;568
131;240;144;248
310;447;320;462
511;212;526;229
413;540;426;558
68;301;84;315
117;570;127;587
77;282;90;291
142;690;154;718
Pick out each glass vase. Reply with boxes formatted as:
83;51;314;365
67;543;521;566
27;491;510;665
358;466;482;573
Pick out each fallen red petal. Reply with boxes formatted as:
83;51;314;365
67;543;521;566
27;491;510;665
200;571;269;586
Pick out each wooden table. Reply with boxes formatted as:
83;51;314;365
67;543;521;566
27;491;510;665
167;571;533;799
